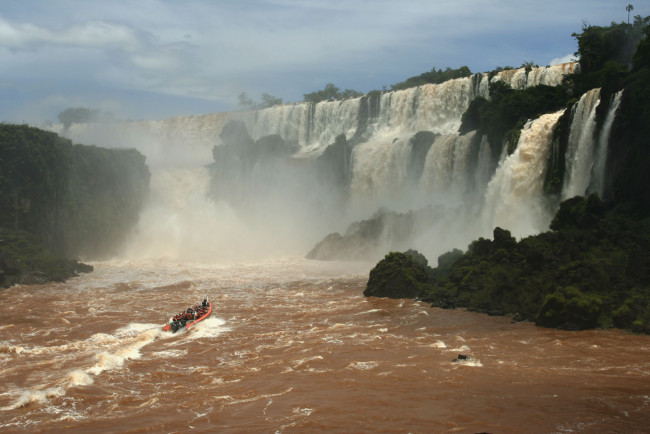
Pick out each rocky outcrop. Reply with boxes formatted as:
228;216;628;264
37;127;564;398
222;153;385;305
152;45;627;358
0;229;92;289
361;196;650;333
209;120;299;204
306;208;430;261
363;250;430;299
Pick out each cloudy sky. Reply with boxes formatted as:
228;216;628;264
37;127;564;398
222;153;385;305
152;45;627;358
0;0;646;124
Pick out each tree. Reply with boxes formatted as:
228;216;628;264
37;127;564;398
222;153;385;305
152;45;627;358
237;92;282;110
260;93;282;108
304;83;340;103
57;107;101;129
303;83;362;103
238;92;254;109
627;4;634;24
390;66;472;91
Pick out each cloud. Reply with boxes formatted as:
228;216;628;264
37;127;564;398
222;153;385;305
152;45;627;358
550;53;578;66
0;0;646;123
0;16;144;51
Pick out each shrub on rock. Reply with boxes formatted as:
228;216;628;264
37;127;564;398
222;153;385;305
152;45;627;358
364;251;429;299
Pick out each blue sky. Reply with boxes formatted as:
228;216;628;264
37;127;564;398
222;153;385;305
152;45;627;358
0;0;646;124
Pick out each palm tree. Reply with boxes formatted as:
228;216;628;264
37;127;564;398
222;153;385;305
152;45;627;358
626;4;634;25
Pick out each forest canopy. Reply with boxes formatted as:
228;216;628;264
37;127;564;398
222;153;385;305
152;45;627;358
390;66;473;91
303;83;363;103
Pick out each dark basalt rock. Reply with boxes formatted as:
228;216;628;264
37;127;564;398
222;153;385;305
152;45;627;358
452;354;470;362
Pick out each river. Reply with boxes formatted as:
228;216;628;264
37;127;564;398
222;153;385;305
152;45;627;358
1;258;649;433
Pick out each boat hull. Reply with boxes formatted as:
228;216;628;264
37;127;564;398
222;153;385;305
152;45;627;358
163;301;212;333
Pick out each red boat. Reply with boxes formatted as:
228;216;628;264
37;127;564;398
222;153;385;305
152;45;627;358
163;298;212;333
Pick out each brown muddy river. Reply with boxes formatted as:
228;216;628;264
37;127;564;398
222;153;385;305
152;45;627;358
1;258;649;433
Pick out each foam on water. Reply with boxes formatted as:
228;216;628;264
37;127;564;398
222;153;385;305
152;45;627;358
185;317;230;340
2;387;65;411
87;326;161;374
2;322;164;410
430;340;447;349
0;343;24;355
452;358;483;367
448;344;471;353
67;370;94;387
347;361;380;370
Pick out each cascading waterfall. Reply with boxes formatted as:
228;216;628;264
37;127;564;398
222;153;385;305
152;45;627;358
561;88;601;199
482;110;565;239
248;98;363;155
589;90;624;197
420;132;476;201
491;62;580;90
474;135;496;197
374;75;490;136
49;63;592;261
57;63;577;158
349;135;413;207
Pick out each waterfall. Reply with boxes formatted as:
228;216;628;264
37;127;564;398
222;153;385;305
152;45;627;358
491;63;580;90
248;98;362;155
482;110;565;239
589;90;624;197
47;63;590;261
56;64;577;162
373;75;490;136
420;132;476;201
349;135;413;209
561;88;601;199
474;135;495;197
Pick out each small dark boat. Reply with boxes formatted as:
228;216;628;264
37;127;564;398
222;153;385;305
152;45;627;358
163;298;212;333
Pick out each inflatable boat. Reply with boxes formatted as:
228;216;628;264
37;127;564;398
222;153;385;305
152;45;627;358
163;298;212;333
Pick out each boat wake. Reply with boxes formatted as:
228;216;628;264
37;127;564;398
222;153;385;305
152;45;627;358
2;323;164;411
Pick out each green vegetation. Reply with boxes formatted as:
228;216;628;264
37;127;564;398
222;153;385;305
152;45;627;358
0;124;150;288
565;15;650;98
303;83;363;103
237;92;283;110
58;107;115;129
0;229;92;288
605;17;650;215
391;66;472;91
365;195;650;333
364;250;430;299
459;81;570;158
